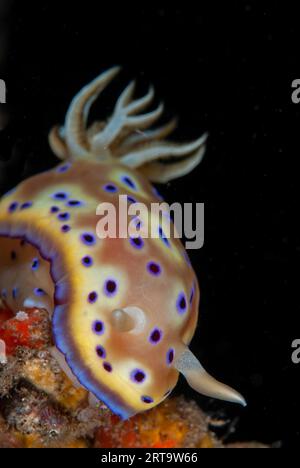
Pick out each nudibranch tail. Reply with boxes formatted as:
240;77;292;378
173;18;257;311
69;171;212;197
49;66;207;182
174;346;247;407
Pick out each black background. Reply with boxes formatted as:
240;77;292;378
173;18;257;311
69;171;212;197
0;1;296;447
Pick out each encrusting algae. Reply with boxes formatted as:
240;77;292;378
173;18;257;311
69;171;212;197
0;302;266;448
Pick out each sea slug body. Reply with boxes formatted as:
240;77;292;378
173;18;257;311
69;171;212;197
0;67;246;418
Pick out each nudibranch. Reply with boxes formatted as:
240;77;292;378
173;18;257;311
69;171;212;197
0;67;246;418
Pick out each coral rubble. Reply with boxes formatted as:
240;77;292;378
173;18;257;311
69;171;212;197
0;303;265;448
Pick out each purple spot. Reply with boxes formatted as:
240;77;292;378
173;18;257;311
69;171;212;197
61;225;71;233
127;196;137;204
149;328;163;345
130;369;146;384
10;251;17;261
159;227;170;248
80;233;96;246
129;236;144;249
67;200;83;207
8;202;18;213
167;348;175;365
12;287;19;299
93;320;105;335
52;192;69;201
183;250;191;266
141;395;153;404
121;175;136;190
57;212;70;221
31;258;39;271
88;291;98;304
132;216;142;229
1;289;7;299
82;256;93;267
177;292;187;315
163;211;173;222
103;362;113;372
152;187;163;200
96;345;106;359
34;287;46;297
147;261;162;276
20;202;33;210
50;206;60;214
57;163;71;173
103;184;118;193
104;279;118;297
190;286;195;304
